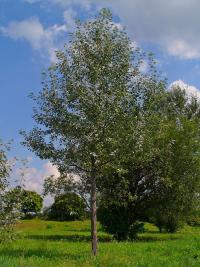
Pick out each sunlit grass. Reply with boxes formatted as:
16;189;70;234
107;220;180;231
1;219;200;266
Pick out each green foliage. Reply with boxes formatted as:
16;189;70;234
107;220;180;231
152;212;184;233
187;215;200;227
146;87;200;232
99;85;200;235
98;197;145;240
98;203;133;240
186;209;200;226
48;193;86;221
128;222;145;240
20;190;43;217
21;8;137;177
0;142;21;242
21;9;151;253
21;8;160;202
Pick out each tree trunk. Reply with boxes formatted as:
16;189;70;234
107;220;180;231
91;160;97;256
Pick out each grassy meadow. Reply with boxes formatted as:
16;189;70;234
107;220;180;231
0;219;200;267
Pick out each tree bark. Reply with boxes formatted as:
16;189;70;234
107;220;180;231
91;159;97;256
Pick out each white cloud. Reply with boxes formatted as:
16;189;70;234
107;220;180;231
165;39;200;59
23;0;200;59
63;8;77;30
24;0;92;10
0;4;80;62
0;17;68;62
54;0;90;9
170;80;200;99
104;0;200;59
0;18;46;49
16;1;200;60
24;162;59;192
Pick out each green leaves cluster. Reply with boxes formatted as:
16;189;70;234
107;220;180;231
47;193;86;221
20;189;43;216
99;85;200;237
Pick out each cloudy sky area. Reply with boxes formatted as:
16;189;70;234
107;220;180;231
1;0;200;205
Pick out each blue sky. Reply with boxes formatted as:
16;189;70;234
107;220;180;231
1;0;200;202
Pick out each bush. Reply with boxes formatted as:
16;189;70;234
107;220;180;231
187;214;200;226
48;193;86;221
128;222;145;240
154;212;184;233
97;203;141;240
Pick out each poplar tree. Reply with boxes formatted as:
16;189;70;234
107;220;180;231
21;9;137;255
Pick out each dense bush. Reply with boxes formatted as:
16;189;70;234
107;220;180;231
153;212;184;233
48;193;86;221
97;203;144;240
98;204;131;240
186;212;200;226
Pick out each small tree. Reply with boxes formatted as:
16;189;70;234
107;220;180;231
20;190;43;217
48;193;86;221
0;142;21;242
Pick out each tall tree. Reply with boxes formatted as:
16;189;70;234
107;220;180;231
21;9;143;255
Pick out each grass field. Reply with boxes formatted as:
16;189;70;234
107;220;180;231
0;219;200;267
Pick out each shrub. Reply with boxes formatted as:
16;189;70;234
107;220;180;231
128;222;145;240
187;213;200;226
97;203;141;240
154;212;184;233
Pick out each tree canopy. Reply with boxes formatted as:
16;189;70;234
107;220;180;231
22;8;142;255
48;193;86;221
20;189;43;216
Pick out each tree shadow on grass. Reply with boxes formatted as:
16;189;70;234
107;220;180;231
24;233;179;243
0;247;83;261
64;229;91;233
135;235;180;242
25;234;112;242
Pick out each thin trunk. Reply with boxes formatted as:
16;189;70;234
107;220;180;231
91;159;97;256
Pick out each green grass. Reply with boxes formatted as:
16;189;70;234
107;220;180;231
1;219;200;267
